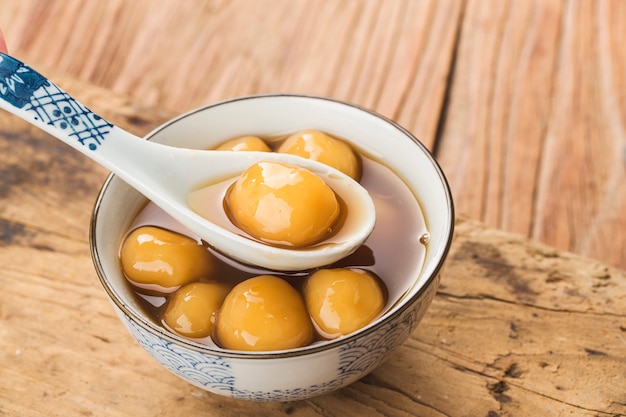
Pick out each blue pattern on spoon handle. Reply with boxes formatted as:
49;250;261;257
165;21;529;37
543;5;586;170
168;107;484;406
0;52;113;151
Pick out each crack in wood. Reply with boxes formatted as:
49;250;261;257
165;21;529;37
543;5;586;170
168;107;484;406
431;0;467;159
358;373;452;417
435;290;626;318
0;214;88;248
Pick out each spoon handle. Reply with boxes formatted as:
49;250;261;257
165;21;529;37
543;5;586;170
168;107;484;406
0;52;173;188
0;52;119;152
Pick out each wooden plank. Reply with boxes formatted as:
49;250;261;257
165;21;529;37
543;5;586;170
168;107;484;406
435;0;626;269
0;2;624;413
0;66;624;417
0;0;461;148
1;0;623;269
5;0;624;271
536;0;626;269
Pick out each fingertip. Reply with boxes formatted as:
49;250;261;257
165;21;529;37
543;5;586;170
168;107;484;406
0;29;8;54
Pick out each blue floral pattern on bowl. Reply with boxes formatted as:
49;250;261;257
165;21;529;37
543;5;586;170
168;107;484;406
116;273;438;402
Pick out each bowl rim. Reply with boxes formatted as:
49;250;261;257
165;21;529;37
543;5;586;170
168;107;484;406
89;93;455;359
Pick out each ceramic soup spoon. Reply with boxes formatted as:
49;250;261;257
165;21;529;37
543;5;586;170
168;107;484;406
0;53;375;271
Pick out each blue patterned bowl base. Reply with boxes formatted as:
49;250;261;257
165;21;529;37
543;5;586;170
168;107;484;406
112;273;439;402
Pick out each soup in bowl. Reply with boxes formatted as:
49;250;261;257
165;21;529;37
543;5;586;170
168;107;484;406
90;94;454;401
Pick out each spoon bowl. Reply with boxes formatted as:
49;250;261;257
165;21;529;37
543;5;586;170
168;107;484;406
0;53;375;270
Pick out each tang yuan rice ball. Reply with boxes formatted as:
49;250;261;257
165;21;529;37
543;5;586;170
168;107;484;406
120;226;215;293
216;135;271;152
162;282;231;338
216;275;314;351
303;268;386;338
277;129;361;180
225;161;341;248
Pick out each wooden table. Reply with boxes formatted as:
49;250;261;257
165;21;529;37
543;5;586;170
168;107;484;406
0;1;624;416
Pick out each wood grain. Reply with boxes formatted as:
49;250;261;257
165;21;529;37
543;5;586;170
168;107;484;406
1;89;625;415
0;0;461;147
0;34;624;414
436;0;626;268
1;0;622;269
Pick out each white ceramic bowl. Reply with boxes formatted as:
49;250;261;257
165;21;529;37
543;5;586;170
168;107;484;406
90;94;454;401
